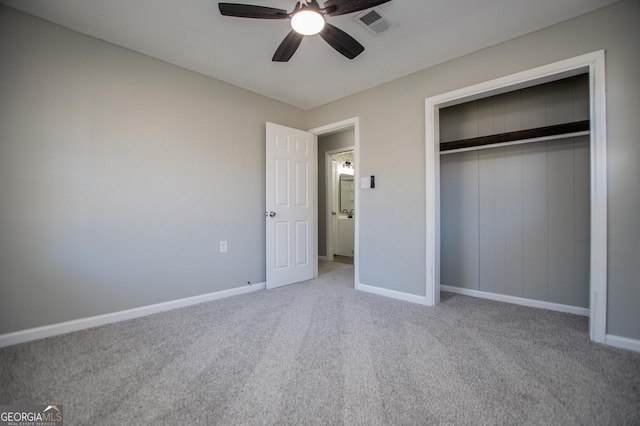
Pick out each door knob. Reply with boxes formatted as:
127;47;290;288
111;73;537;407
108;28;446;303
268;211;276;217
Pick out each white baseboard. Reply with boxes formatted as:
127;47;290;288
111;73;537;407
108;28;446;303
605;334;640;353
356;282;428;305
318;256;330;262
440;285;590;316
0;282;266;348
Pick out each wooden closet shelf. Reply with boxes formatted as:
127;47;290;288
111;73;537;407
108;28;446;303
439;120;590;152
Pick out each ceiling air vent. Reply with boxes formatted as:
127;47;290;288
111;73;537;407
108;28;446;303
354;8;397;35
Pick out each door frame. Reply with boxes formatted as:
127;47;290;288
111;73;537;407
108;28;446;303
325;147;355;262
425;51;608;343
309;117;360;286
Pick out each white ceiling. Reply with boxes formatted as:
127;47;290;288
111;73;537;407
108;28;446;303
1;0;619;110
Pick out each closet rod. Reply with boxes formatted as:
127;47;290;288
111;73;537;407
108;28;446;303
440;120;590;154
440;130;590;155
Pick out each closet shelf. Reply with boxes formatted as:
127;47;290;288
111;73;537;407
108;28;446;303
440;120;590;153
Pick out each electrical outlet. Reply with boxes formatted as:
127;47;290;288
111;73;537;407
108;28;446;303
220;241;227;253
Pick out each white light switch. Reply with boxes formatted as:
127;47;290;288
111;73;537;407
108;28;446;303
360;177;371;189
220;241;227;253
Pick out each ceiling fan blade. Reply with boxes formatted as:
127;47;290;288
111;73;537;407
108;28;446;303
319;23;364;59
219;3;289;19
272;30;304;62
323;0;391;16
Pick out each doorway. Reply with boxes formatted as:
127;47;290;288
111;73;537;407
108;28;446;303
326;149;355;264
439;74;591;315
309;117;360;286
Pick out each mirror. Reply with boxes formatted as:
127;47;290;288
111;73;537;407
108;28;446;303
339;174;354;215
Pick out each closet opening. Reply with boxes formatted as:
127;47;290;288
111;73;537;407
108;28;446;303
439;74;590;316
425;51;607;343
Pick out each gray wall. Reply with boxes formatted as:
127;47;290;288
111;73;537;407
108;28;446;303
2;1;639;342
317;130;355;257
306;0;640;339
0;7;305;334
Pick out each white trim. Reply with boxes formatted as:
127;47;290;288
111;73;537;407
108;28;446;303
426;51;607;343
309;117;360;287
588;51;608;343
309;118;358;135
425;92;440;307
0;282;266;348
318;255;330;262
356;283;428;305
605;335;640;353
441;285;589;316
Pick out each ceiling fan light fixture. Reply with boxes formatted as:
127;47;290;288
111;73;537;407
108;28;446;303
291;10;325;35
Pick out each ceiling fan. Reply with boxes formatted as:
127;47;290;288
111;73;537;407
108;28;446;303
218;0;391;62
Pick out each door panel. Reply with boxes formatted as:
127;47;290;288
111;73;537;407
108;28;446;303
275;221;289;270
266;123;316;289
275;158;289;207
295;220;309;265
295;162;308;206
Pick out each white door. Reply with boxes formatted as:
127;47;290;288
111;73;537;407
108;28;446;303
266;122;316;289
